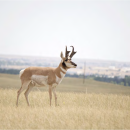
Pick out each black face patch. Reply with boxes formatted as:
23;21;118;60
62;62;66;68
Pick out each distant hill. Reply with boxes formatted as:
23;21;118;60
0;54;130;68
0;54;130;77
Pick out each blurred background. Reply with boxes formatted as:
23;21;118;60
0;2;130;128
0;0;130;88
0;0;130;60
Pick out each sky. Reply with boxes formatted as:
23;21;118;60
0;0;130;62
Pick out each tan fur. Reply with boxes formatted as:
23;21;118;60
16;46;77;107
16;62;67;106
20;62;65;85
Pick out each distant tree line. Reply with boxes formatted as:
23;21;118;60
66;74;130;87
0;68;130;86
0;68;20;75
65;73;80;78
94;76;130;86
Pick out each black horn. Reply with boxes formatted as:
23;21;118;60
65;46;70;58
70;46;77;58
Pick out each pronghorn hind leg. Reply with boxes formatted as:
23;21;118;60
24;81;34;106
49;86;52;106
16;80;31;106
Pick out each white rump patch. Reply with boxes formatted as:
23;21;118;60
55;72;65;84
31;75;48;86
19;69;25;78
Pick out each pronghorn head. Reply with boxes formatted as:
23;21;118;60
60;46;77;68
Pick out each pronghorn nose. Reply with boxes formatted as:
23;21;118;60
73;62;77;66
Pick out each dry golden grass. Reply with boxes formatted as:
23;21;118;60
0;73;130;129
0;88;130;129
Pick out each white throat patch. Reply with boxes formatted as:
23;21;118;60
60;66;66;73
55;72;65;84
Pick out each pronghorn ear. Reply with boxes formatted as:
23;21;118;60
60;51;64;59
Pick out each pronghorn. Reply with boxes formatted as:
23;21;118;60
16;46;77;106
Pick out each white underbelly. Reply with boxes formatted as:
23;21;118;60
31;75;48;86
31;72;65;88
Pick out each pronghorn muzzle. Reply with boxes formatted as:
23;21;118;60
71;61;77;67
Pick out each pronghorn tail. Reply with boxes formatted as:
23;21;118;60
19;69;25;78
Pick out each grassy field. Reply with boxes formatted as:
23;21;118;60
0;73;130;94
0;73;130;129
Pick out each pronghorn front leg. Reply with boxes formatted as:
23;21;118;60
49;86;52;106
52;87;57;106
